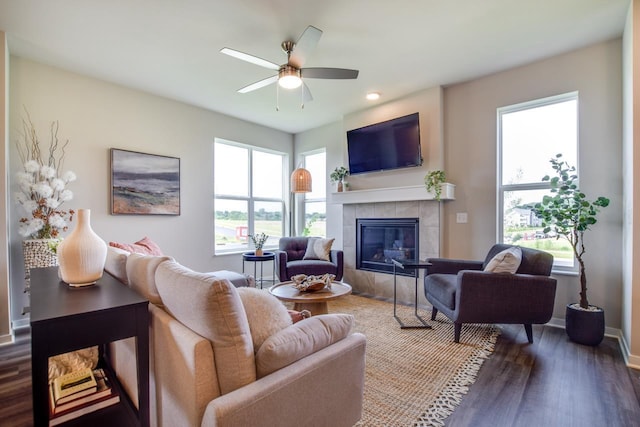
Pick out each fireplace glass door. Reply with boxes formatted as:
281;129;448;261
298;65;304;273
356;218;419;276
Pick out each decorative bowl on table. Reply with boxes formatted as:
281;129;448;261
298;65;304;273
291;273;335;292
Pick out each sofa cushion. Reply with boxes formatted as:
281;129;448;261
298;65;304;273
104;246;130;285
425;274;457;310
126;253;173;306
236;287;292;352
303;237;335;261
484;246;522;274
155;260;256;394
255;314;353;378
109;236;164;256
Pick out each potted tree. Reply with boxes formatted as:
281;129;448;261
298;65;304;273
533;154;610;346
330;166;350;192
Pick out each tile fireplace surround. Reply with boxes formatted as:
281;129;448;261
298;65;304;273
342;200;441;307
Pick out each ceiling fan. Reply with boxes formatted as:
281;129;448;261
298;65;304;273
220;25;359;107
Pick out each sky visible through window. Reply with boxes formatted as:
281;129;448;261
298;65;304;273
501;99;577;185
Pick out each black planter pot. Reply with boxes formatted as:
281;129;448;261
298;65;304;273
565;303;605;346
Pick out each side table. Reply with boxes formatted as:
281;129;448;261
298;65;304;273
392;258;432;329
30;267;149;427
242;251;276;289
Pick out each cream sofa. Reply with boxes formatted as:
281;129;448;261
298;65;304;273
104;248;366;427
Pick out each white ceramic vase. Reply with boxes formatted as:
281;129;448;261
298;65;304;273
57;209;107;287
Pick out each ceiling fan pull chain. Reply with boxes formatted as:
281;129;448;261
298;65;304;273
276;83;280;111
301;82;304;109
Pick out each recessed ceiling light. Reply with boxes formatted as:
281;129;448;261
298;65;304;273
366;92;380;101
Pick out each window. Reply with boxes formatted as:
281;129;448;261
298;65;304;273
302;150;326;237
498;93;578;268
214;139;286;254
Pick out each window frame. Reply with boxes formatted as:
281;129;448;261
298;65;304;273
497;92;579;272
301;149;327;237
214;138;287;255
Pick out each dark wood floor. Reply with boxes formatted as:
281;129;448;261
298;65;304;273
1;325;639;426
445;324;640;427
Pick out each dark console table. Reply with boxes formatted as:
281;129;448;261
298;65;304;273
30;267;149;427
392;258;432;329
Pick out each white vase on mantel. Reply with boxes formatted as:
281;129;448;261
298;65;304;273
57;209;107;287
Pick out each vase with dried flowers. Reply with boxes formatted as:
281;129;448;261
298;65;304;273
249;232;268;256
15;112;77;284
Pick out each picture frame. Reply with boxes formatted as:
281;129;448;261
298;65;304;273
110;148;180;215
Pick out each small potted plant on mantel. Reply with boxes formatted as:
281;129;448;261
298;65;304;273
330;166;350;192
424;170;446;201
533;153;610;346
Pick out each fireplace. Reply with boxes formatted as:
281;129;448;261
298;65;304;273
356;218;419;276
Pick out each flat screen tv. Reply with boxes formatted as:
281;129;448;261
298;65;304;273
346;112;422;175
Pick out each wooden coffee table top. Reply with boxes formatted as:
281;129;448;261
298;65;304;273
269;281;352;303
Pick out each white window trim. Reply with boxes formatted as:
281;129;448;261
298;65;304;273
214;138;287;255
496;92;579;272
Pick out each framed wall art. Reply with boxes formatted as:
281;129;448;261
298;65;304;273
110;148;180;215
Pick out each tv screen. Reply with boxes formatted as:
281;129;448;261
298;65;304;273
347;112;422;175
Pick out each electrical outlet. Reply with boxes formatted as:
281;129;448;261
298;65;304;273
456;212;468;224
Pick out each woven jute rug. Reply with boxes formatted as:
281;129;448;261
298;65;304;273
328;294;500;427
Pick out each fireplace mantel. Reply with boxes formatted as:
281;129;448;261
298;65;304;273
329;183;455;205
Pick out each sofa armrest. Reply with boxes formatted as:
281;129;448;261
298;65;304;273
330;250;344;281
276;250;289;281
426;258;483;275
151;305;220;427
455;271;557;323
201;333;366;427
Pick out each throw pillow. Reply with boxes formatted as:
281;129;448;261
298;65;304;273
236;287;292;352
255;313;354;378
484;246;523;274
155;260;256;394
109;236;164;256
302;237;335;261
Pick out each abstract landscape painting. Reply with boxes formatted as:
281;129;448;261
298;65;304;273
111;149;180;215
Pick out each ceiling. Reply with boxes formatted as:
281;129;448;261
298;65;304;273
0;0;630;134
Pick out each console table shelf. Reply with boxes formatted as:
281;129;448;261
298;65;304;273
30;267;149;427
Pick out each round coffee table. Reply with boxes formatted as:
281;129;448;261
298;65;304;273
269;281;352;315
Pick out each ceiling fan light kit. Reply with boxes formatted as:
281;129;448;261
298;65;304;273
278;65;302;89
221;25;359;108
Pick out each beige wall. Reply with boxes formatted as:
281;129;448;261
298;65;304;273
7;57;292;327
443;39;623;329
0;32;10;343
622;0;640;366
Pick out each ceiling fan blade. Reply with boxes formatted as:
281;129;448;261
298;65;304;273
301;68;359;79
238;75;278;93
288;26;322;69
220;47;280;71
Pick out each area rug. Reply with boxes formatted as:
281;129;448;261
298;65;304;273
329;294;500;427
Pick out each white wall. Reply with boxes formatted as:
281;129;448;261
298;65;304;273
443;39;623;328
8;57;292;327
622;0;640;365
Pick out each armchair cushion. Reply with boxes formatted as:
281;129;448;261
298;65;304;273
303;237;335;261
425;274;457;310
484;246;522;273
155;260;256;395
255;314;354;378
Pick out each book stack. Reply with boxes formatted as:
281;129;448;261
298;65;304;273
49;367;120;426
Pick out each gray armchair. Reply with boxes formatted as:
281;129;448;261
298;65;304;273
276;237;344;282
424;244;557;343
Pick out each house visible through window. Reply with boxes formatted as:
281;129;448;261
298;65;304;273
302;150;326;237
498;92;578;268
214;139;285;254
